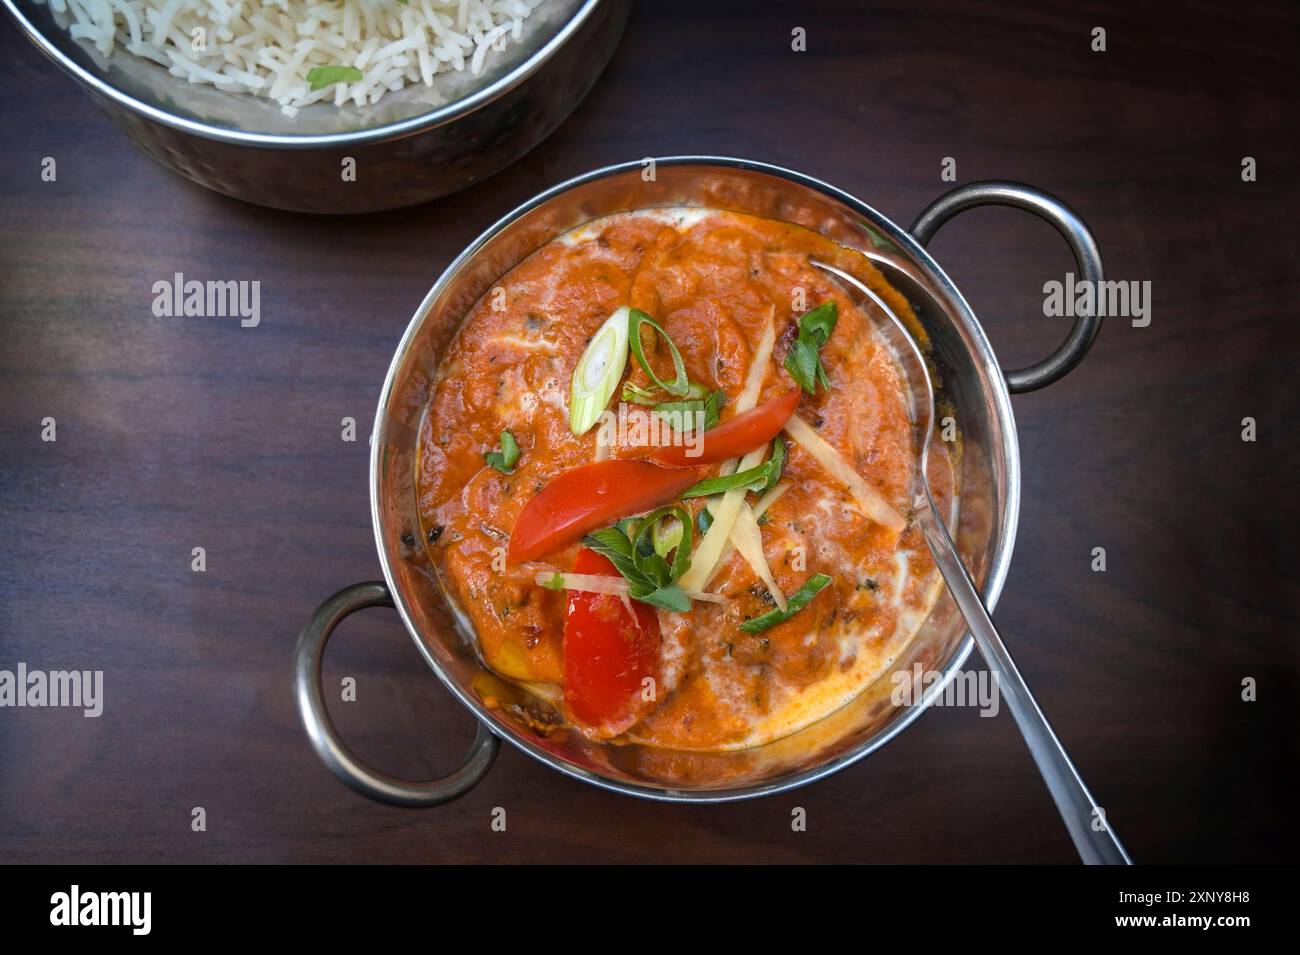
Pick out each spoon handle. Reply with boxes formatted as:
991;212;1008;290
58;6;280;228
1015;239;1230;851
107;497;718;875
916;500;1132;865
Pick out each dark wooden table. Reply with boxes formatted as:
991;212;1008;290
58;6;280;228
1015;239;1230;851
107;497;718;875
2;0;1296;864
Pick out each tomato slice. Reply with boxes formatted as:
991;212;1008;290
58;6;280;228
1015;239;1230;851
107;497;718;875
652;387;801;467
563;549;661;736
507;459;701;563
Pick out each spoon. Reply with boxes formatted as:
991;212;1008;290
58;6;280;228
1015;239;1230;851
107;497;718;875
812;259;1132;865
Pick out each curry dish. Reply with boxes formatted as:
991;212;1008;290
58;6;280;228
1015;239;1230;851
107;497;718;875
417;207;954;753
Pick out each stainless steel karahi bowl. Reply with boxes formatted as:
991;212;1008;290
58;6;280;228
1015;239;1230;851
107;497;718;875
3;0;631;213
294;157;1102;805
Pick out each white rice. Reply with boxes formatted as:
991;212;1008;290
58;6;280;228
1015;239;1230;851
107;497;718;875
40;0;548;115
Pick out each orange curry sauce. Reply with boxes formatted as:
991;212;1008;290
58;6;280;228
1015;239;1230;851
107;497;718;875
417;209;954;752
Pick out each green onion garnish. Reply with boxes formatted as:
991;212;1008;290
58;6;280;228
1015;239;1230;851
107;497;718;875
679;439;785;499
679;465;768;499
569;306;630;435
738;573;832;633
784;301;838;394
651;512;684;558
627;381;709;406
306;65;364;91
758;437;786;494
484;431;520;473
681;382;710;400
621;380;659;405
652;389;726;432
629;308;690;397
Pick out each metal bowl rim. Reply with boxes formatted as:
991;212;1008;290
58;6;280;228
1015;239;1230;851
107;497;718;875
369;155;1021;802
1;0;605;148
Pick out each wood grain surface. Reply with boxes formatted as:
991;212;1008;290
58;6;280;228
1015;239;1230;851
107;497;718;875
1;0;1296;864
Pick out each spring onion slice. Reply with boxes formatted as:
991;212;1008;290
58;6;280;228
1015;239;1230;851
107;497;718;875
738;573;832;633
621;380;659;405
758;437;786;493
484;430;519;473
652;513;684;558
570;306;630;435
628;308;690;397
623;380;708;406
679;459;774;498
306;65;364;91
653;389;726;432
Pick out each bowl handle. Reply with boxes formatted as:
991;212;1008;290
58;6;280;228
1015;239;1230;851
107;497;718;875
293;581;500;807
910;181;1104;394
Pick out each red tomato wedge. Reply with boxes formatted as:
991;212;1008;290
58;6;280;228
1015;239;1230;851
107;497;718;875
563;549;661;735
507;459;701;563
652;387;801;467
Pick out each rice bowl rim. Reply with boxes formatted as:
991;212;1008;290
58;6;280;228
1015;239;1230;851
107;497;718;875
2;0;604;148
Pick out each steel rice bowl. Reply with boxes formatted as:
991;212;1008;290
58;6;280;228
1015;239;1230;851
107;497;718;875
2;0;631;213
293;158;1100;806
